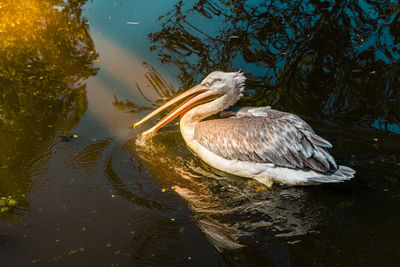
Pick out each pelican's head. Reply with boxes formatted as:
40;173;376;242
134;71;246;137
200;71;246;96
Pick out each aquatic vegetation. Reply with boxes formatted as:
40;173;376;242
0;196;17;213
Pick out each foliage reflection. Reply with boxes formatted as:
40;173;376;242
0;0;98;218
149;0;400;132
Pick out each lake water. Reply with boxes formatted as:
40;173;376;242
1;0;399;266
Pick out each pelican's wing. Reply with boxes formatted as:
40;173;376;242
219;106;271;118
195;108;337;172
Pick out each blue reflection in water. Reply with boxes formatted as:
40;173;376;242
83;0;179;68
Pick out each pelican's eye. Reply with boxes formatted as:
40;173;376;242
203;81;211;87
206;78;222;87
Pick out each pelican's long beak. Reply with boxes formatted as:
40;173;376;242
134;84;214;138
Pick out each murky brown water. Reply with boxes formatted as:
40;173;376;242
1;0;399;266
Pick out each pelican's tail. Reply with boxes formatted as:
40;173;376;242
308;165;355;183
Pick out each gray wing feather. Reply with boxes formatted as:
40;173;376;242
219;107;271;118
195;108;337;173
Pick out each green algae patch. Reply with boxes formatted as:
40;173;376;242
0;196;17;213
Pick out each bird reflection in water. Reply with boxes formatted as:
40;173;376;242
130;130;323;251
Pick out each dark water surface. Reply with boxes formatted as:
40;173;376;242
1;0;400;266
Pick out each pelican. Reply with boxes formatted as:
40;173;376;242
134;71;355;186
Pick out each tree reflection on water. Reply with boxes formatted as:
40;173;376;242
112;62;176;113
0;0;98;217
149;0;400;132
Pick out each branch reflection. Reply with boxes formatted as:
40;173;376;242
112;62;177;113
149;0;400;132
